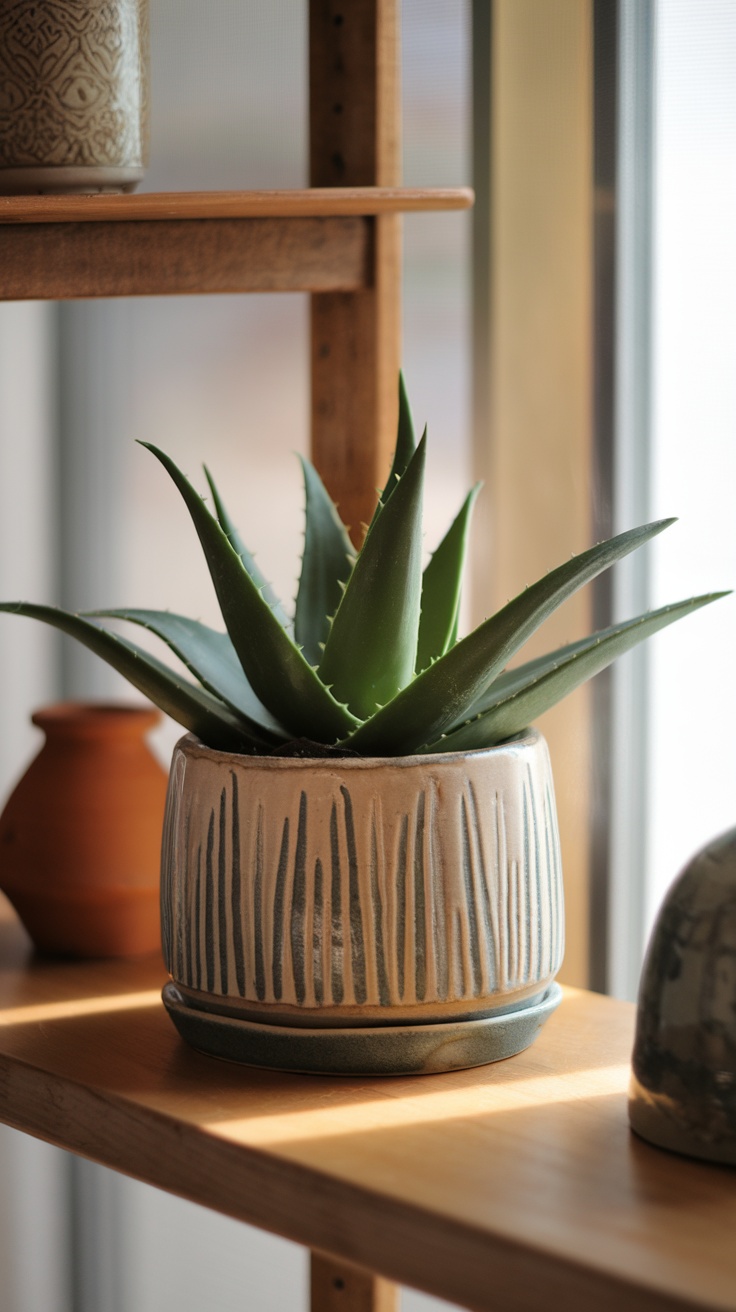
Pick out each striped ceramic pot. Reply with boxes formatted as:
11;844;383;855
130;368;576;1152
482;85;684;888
160;729;565;1075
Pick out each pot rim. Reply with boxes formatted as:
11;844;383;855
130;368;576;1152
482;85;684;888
175;727;541;770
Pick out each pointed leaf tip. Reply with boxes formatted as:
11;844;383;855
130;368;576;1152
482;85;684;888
319;433;427;719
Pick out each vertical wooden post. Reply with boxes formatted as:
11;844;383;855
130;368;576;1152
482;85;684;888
309;5;401;1299
311;1253;399;1312
309;0;401;543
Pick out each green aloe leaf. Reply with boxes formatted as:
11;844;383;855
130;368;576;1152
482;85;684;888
416;485;481;673
203;464;292;633
343;518;675;754
378;371;417;509
141;444;360;743
91;609;288;741
294;457;355;666
420;593;728;753
0;603;258;752
319;434;427;720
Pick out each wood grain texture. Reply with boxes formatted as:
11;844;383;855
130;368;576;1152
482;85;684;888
0;919;734;1312
309;0;402;542
0;188;472;225
0;216;370;301
311;1254;398;1312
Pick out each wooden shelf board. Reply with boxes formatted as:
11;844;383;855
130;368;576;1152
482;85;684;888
0;214;372;301
0;187;474;225
0;917;734;1312
0;189;473;302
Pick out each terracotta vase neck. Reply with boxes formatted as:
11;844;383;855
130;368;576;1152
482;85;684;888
31;702;159;741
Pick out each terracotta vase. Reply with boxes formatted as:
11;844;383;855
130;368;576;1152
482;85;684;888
0;0;149;195
0;702;168;958
160;729;565;1075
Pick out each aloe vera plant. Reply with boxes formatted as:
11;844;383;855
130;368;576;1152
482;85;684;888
0;380;727;757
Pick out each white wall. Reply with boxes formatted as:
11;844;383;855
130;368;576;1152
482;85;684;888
0;301;70;1312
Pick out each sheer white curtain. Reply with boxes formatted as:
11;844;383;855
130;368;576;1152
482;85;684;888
609;0;736;999
645;0;736;928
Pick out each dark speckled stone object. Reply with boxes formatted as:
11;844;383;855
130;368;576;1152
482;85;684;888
629;826;736;1166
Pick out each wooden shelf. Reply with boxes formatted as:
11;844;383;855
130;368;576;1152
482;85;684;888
0;187;474;223
0;915;734;1312
0;187;473;302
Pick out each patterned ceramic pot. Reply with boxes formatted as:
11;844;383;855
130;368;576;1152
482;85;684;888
161;729;565;1074
629;826;736;1166
0;0;149;194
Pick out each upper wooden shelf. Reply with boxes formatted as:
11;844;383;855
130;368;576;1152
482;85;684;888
0;186;474;302
0;186;474;224
0;914;734;1312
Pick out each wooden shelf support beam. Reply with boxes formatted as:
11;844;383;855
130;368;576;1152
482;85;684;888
311;1253;398;1312
309;0;402;542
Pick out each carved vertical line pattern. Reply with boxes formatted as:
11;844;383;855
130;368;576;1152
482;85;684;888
527;771;543;983
164;744;563;1010
509;860;521;984
430;782;449;1002
376;798;394;1006
253;808;265;1002
422;781;438;997
217;788;229;995
341;786;367;1006
329;801;344;1005
177;811;191;984
370;805;390;1006
498;797;510;988
461;794;483;996
414;791;427;1002
194;844;202;992
230;773;245;997
382;802;397;997
550;782;564;968
185;835;194;986
291;792;308;1006
159;852;172;973
534;784;545;981
545;776;561;976
396;813;408;1001
304;835;317;1008
204;810;216;994
313;857;324;1005
185;826;194;986
488;792;502;977
405;803;417;1004
171;815;182;983
160;750;184;975
272;818;290;1002
454;906;467;997
468;782;495;994
542;794;554;978
521;784;531;984
422;784;438;1003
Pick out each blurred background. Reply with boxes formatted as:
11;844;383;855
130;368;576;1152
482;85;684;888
0;2;734;1309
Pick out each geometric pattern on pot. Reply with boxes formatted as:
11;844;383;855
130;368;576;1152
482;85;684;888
0;0;148;168
161;730;564;1022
